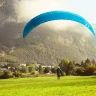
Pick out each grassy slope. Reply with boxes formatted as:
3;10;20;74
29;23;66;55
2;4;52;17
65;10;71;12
0;76;96;96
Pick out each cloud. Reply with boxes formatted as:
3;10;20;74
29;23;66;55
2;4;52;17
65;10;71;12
13;0;75;30
14;0;71;22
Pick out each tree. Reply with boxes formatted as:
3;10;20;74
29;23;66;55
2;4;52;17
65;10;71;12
83;58;91;68
28;64;35;74
92;59;95;65
59;58;75;75
81;60;84;66
39;65;43;74
20;66;28;73
85;58;91;64
68;61;75;75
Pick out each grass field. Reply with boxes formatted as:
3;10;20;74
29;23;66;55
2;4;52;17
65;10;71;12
0;76;96;96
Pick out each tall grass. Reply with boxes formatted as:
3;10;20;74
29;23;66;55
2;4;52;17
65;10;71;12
0;76;96;96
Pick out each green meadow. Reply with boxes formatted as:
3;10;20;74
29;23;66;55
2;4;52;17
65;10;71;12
0;76;96;96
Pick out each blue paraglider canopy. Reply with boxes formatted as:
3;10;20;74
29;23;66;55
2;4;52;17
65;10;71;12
23;10;95;38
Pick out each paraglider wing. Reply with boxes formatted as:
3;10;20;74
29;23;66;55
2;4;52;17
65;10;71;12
23;10;95;38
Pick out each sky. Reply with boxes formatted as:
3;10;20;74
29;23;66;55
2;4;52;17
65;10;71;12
65;0;96;23
14;0;96;24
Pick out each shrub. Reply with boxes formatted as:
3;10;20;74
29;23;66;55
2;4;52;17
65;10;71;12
13;71;22;77
76;65;96;76
20;73;27;78
0;71;3;79
76;68;85;76
44;67;50;73
61;71;66;76
31;71;35;75
84;66;96;76
1;70;13;79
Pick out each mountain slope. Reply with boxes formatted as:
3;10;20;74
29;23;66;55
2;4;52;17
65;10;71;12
0;1;96;65
1;21;96;65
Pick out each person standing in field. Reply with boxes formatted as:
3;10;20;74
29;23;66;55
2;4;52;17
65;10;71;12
56;67;62;79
